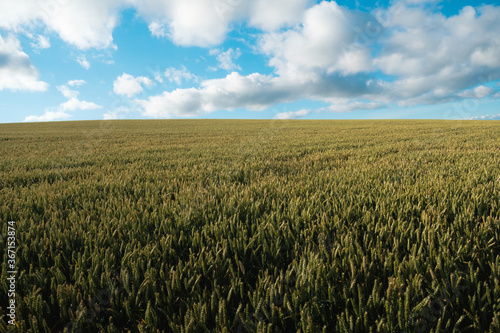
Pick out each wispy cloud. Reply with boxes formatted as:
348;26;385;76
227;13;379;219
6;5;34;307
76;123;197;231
274;109;311;120
464;113;500;120
77;55;90;70
164;66;197;85
210;48;242;71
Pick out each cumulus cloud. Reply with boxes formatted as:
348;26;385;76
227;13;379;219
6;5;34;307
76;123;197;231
0;0;317;49
148;22;168;38
274;109;311;120
258;2;373;79
24;80;101;122
373;4;500;106
136;71;383;118
56;81;102;111
473;86;495;99
253;2;500;110
24;111;71;122
60;98;101;111
136;72;290;118
164;66;197;85
0;0;120;49
113;73;153;97
136;71;370;118
0;34;48;91
6;1;500;118
139;0;313;46
133;2;500;118
458;85;494;99
138;0;236;47
137;88;204;118
248;0;310;31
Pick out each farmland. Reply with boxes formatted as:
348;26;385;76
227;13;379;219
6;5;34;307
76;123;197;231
0;119;499;332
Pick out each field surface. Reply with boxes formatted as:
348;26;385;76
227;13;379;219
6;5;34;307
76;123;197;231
1;120;500;332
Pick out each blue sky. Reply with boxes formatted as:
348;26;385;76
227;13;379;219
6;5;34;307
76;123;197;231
0;0;500;123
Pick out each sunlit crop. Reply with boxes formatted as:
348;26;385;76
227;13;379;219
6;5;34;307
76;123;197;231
1;119;499;332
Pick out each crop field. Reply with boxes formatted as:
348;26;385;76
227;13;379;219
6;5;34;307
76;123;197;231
0;119;499;332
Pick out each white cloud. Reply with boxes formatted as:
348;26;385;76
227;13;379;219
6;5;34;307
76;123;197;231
458;85;494;99
153;72;164;83
25;80;101;121
113;73;153;97
77;55;90;69
258;2;373;79
47;0;120;49
141;0;311;46
148;22;168;38
249;0;310;31
404;0;441;5
209;48;220;56
168;0;233;46
24;111;71;122
0;1;332;49
134;2;500;117
139;0;312;46
136;68;384;118
137;88;204;118
213;48;242;71
68;79;86;87
60;98;101;111
57;85;79;99
138;0;236;47
4;1;500;118
327;101;385;113
0;34;48;91
164;66;197;85
27;34;50;50
252;2;500;110
474;85;494;99
471;43;500;68
274;109;310;120
56;81;102;111
0;0;120;49
465;113;500;120
137;71;323;118
372;4;500;106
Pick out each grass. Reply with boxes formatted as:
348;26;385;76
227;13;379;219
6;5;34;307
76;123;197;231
0;119;499;332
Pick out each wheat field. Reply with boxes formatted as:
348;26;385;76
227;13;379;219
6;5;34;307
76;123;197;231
1;120;499;332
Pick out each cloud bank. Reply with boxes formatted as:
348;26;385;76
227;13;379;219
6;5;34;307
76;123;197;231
3;0;500;119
